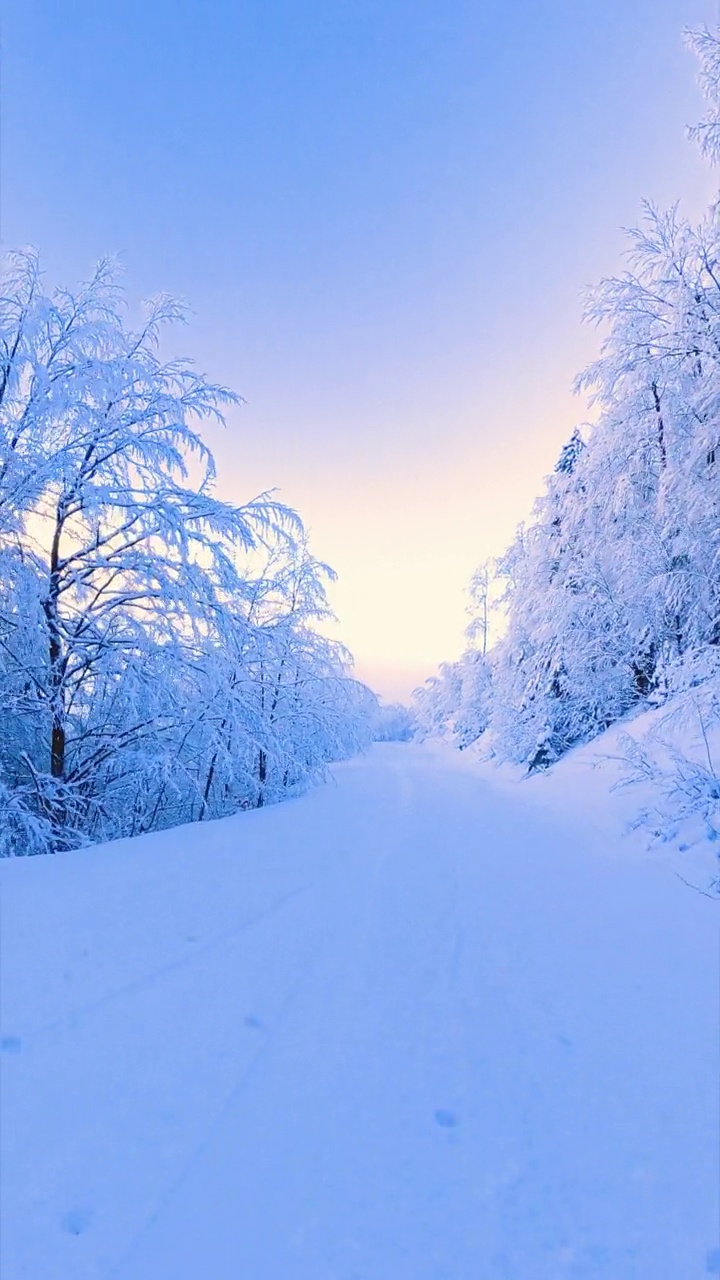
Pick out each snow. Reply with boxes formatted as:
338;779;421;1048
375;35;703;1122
492;690;720;880
1;741;718;1278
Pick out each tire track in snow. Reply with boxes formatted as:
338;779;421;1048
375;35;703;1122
107;925;328;1280
9;879;320;1045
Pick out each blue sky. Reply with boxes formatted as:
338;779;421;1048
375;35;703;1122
3;0;717;696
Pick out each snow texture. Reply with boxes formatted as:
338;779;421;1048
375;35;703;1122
1;742;717;1279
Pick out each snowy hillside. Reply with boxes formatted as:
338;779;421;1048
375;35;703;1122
466;683;720;884
2;742;717;1279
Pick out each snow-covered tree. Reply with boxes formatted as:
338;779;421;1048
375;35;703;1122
414;650;492;748
372;701;415;742
418;22;720;782
0;253;373;853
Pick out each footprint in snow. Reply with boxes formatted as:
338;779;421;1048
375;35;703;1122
61;1209;93;1236
434;1109;459;1128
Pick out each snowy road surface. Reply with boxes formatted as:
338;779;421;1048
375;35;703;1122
1;743;718;1278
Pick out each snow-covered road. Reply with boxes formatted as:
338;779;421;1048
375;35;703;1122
1;743;718;1278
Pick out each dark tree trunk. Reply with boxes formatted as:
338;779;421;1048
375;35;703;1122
44;505;66;781
651;381;667;471
256;748;267;808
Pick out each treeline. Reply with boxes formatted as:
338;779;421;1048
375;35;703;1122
0;253;376;855
415;26;720;775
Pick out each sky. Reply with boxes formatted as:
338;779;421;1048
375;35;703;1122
2;0;718;699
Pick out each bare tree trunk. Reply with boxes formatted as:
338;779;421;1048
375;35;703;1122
43;504;66;781
200;718;228;820
256;748;267;808
651;381;667;471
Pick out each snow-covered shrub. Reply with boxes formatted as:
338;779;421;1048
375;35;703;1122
615;686;720;855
